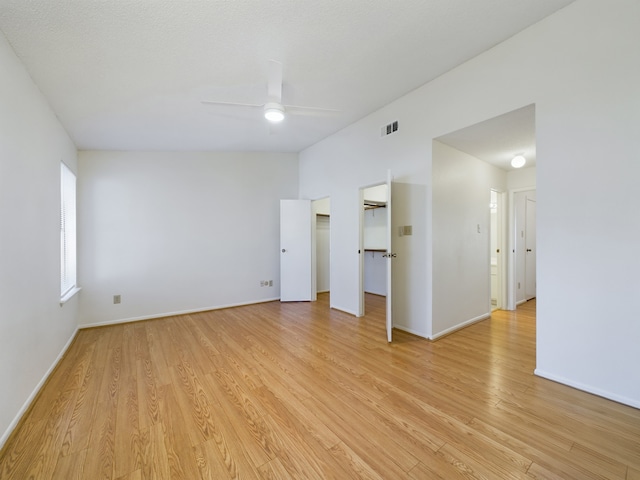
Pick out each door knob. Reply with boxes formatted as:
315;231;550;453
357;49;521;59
282;249;286;253
526;249;532;252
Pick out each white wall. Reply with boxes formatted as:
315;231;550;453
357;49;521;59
364;252;386;296
432;141;507;337
363;207;387;250
0;32;79;447
313;197;330;216
299;120;429;325
300;0;640;406
78;151;298;326
507;166;536;190
363;184;388;204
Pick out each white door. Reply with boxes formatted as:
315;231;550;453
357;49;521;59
280;199;313;302
383;171;394;342
525;196;537;300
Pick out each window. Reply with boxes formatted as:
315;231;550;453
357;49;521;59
60;162;77;300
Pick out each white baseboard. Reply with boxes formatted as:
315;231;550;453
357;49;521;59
330;305;359;317
430;312;491;341
0;327;79;451
79;297;281;329
393;324;428;339
534;369;640;409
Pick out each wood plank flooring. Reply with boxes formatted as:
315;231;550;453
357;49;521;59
1;294;639;479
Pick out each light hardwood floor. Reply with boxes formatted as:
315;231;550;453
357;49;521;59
1;294;639;479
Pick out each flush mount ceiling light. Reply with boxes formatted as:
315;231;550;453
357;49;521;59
264;102;285;122
511;155;526;168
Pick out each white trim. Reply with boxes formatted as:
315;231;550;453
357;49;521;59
60;286;81;305
60;162;77;298
79;297;280;329
393;324;429;339
494;189;508;311
430;313;491;341
534;369;640;409
0;328;79;450
507;186;536;311
331;305;360;317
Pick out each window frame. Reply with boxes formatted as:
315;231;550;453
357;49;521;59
60;162;79;303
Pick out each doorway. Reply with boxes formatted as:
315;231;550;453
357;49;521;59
359;182;394;341
313;197;330;298
359;184;388;314
280;197;330;303
490;189;506;311
513;189;536;305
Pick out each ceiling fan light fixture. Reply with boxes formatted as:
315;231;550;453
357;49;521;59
511;155;526;168
264;102;285;122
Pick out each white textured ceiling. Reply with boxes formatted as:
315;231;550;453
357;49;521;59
0;0;573;152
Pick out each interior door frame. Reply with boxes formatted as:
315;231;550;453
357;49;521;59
490;189;507;311
312;197;331;299
525;194;537;301
498;190;508;310
507;186;537;310
358;181;388;318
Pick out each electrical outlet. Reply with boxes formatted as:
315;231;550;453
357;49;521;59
113;294;121;304
268;280;273;287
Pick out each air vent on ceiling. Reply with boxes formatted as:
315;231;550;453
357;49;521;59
381;120;399;137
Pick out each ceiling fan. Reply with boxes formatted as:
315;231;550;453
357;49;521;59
201;60;338;123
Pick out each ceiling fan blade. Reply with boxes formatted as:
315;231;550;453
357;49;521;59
201;100;264;108
202;60;337;124
285;104;341;117
267;60;283;103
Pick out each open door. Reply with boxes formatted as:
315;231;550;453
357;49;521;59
280;199;313;302
383;171;395;342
